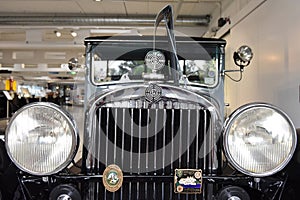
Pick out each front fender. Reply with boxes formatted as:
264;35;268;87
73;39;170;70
0;139;18;199
285;129;300;179
281;129;300;199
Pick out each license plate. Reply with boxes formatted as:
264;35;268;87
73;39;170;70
174;169;202;194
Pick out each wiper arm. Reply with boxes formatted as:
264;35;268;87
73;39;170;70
154;5;180;85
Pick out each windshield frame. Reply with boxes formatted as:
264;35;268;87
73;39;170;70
85;36;226;88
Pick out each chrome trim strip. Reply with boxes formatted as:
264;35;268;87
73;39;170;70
85;38;226;45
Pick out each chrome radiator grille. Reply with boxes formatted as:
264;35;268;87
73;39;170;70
84;104;214;200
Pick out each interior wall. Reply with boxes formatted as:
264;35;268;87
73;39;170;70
223;0;300;127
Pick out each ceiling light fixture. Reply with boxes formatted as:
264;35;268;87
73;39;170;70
54;30;61;37
70;31;77;37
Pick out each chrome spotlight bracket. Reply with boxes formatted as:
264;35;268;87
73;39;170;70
221;45;253;82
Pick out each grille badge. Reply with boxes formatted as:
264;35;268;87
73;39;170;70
145;84;162;102
174;169;202;194
102;164;123;192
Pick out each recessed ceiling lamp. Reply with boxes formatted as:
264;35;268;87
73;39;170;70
70;31;77;37
54;30;62;37
95;0;102;2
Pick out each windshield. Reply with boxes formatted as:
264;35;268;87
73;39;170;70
87;36;224;87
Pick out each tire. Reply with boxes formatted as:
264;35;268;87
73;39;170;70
215;186;250;200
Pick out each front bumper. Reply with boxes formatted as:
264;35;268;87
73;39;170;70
16;173;287;200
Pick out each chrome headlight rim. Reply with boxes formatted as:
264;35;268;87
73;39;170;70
5;102;79;176
223;102;297;177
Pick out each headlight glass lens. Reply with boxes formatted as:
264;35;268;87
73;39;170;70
224;103;296;177
5;103;78;175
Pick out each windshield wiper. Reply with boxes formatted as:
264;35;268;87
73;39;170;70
154;5;180;85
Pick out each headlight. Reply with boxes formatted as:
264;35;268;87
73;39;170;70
5;102;79;175
223;103;296;177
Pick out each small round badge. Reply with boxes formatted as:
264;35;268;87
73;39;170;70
177;185;184;193
102;164;123;192
194;171;202;179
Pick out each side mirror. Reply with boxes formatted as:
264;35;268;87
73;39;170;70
222;45;253;82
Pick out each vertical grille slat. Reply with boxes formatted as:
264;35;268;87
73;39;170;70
171;109;175;173
162;109;166;175
114;108;118;164
85;105;213;200
203;110;207;173
187;110;191;168
178;109;182;169
154;109;158;172
105;108;109;166
195;110;199;169
130;108;134;174
138;109;142;174
146;109;150;173
121;108;125;169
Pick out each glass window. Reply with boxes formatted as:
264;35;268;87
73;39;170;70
89;39;221;87
182;59;218;86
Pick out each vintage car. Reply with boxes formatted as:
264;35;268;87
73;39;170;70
0;5;299;200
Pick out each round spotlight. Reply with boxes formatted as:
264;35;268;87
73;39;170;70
233;45;253;68
236;45;253;62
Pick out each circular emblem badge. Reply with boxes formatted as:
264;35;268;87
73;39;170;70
102;164;123;192
177;185;184;193
145;84;162;102
194;171;202;179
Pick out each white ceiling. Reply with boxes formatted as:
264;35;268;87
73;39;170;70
0;0;221;17
0;0;230;83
